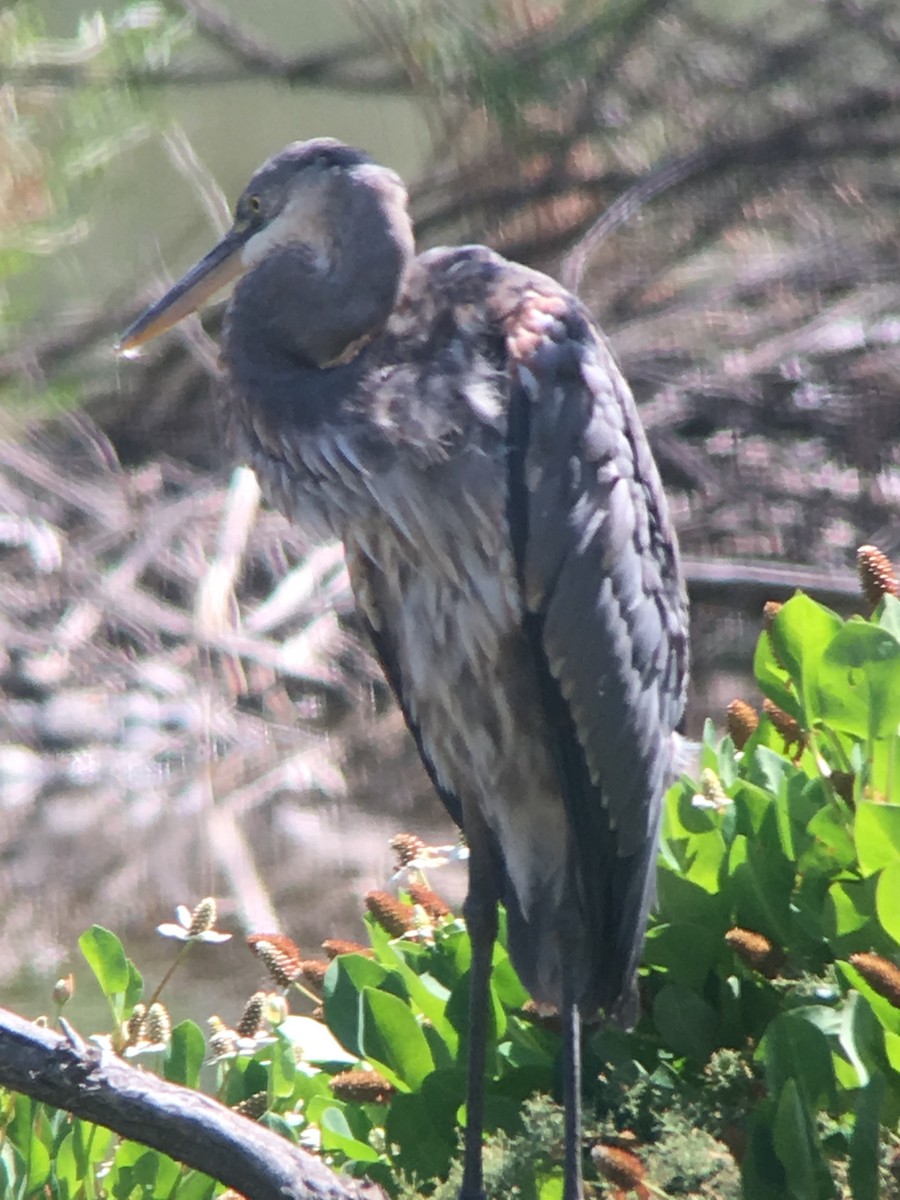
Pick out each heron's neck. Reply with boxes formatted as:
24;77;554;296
226;187;413;372
220;328;388;537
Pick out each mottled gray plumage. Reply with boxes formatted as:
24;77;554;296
120;138;689;1200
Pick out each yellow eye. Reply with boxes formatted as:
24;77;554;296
248;194;261;214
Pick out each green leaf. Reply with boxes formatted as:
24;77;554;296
732;776;776;838
770;593;843;716
886;1029;900;1075
166;1171;217;1200
854;803;900;874
725;834;793;944
652;982;718;1060
70;1119;113;1176
125;959;144;1010
317;1105;381;1164
772;1077;833;1200
537;1176;564;1200
763;1013;837;1111
742;1099;787;1200
79;925;130;997
361;986;435;1090
150;1152;181;1197
386;1069;465;1180
837;961;900;1037
656;865;728;928
489;943;529;1011
826;879;875;944
54;1130;78;1196
683;829;728;892
848;1071;885;1200
875;863;900;942
663;775;720;842
112;1140;159;1175
278;1014;357;1066
753;630;799;718
875;593;900;637
804;804;855;873
323;955;407;1060
271;1030;297;1098
870;731;900;805
815;621;900;739
9;1092;35;1140
745;746;793;803
836;990;874;1087
260;1111;300;1145
164;1020;205;1087
372;950;459;1054
25;1130;50;1193
643;921;720;989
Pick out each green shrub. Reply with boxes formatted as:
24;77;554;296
2;591;899;1197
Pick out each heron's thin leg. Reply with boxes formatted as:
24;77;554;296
561;948;583;1200
459;813;499;1200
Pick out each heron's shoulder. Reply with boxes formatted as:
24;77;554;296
412;243;570;298
405;244;600;350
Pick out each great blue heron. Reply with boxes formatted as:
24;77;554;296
120;138;689;1200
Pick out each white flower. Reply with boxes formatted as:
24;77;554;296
157;899;231;943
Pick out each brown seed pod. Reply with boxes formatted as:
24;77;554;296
725;927;786;978
329;1068;395;1105
407;882;452;920
126;1003;147;1046
849;952;900;1008
236;992;266;1039
146;1002;172;1045
830;770;855;807
762;699;804;756
591;1142;646;1191
208;1026;239;1059
234;1091;269;1120
726;699;758;751
857;545;900;607
719;1123;748;1164
247;933;303;988
187;897;218;937
322;938;372;960
365;890;415;937
516;999;562;1033
298;959;329;988
699;768;729;808
390;832;426;868
762;600;783;630
762;601;787;672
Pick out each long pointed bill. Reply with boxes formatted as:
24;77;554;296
117;227;251;353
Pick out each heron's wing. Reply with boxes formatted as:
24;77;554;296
501;284;689;1012
346;547;464;830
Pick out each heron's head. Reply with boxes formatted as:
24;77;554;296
118;138;414;361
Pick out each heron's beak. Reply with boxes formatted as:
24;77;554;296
117;226;251;353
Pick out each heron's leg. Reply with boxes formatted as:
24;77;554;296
561;945;583;1200
459;811;499;1200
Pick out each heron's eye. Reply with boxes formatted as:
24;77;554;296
248;194;261;215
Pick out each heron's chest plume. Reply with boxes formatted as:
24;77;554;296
223;255;511;550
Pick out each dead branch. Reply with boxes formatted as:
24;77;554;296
6;0;404;94
0;1006;386;1200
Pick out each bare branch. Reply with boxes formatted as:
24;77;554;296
0;1006;386;1200
4;2;404;95
681;556;861;610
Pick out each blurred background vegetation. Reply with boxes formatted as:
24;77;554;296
1;0;899;1024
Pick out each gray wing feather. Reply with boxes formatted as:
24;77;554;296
506;295;688;1011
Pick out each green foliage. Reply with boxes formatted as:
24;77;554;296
3;592;899;1196
1;0;190;422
